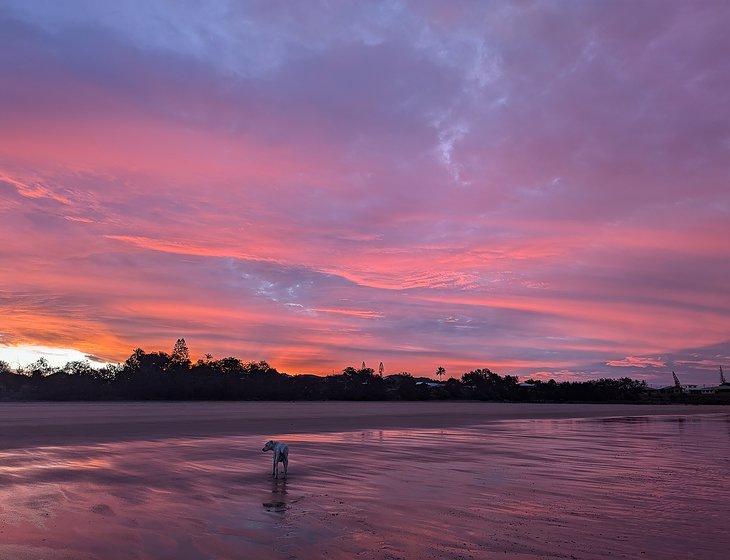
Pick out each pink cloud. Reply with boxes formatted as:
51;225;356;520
606;357;666;369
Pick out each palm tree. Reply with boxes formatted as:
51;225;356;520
435;366;446;381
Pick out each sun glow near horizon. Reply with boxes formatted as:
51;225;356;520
0;344;112;369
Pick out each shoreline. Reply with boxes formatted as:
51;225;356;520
0;401;726;449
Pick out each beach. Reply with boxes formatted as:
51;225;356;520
0;402;728;559
0;401;726;448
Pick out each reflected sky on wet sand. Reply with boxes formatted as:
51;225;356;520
1;414;729;559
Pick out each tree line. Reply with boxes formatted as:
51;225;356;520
0;339;664;402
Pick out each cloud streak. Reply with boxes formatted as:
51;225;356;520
0;1;728;381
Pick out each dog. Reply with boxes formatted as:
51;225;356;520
262;440;289;478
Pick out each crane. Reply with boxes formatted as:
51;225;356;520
672;371;682;389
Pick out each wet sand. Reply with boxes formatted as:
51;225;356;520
0;401;725;448
0;403;728;559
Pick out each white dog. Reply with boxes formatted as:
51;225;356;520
262;440;289;478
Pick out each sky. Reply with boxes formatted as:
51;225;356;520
0;0;728;384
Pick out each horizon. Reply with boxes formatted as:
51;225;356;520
1;339;726;389
1;1;729;385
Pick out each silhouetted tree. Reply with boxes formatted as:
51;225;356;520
171;338;190;365
0;343;679;403
462;368;519;400
436;366;446;380
27;357;54;379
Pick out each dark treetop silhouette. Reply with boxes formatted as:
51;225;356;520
0;339;721;403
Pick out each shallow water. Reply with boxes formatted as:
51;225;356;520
0;413;728;559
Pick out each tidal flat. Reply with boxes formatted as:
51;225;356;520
0;402;727;559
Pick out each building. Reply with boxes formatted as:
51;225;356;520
659;368;729;396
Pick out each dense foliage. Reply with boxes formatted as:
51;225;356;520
0;339;673;403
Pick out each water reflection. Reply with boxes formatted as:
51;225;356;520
263;477;288;512
0;413;728;559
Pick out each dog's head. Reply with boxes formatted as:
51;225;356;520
262;440;275;452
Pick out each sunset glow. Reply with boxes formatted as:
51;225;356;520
1;1;728;382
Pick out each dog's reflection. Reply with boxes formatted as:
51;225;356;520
270;476;288;495
262;477;288;512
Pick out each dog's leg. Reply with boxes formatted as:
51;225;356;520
272;454;277;478
283;456;288;478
